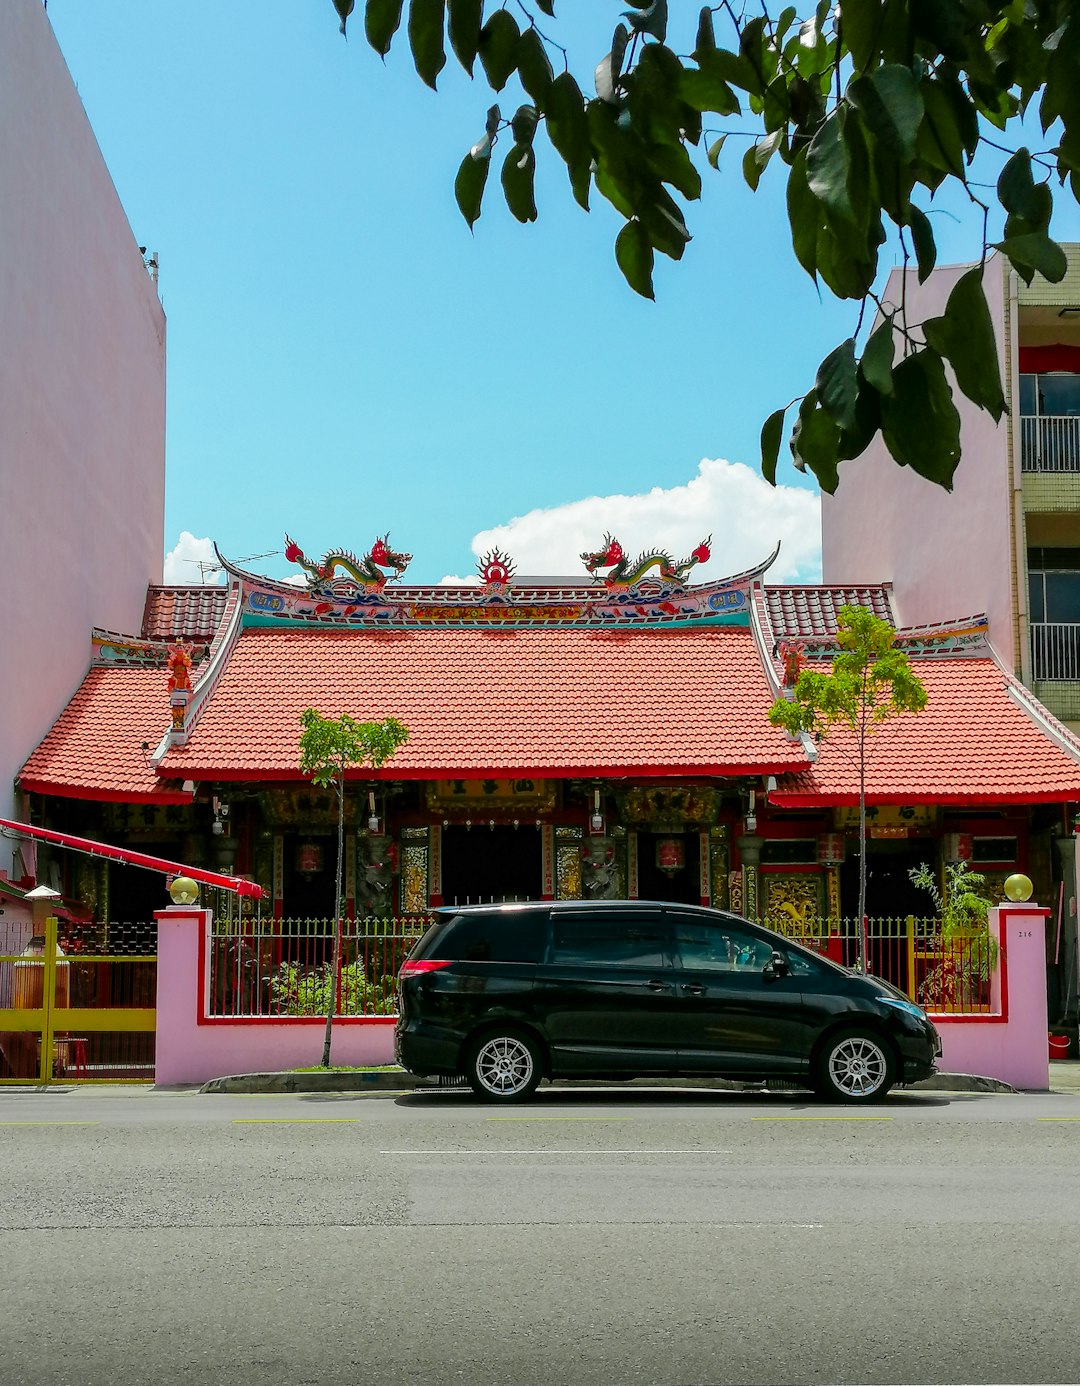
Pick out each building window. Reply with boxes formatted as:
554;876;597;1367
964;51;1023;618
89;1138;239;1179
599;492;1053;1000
1020;372;1080;471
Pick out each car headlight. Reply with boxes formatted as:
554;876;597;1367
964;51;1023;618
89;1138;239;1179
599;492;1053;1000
878;996;927;1021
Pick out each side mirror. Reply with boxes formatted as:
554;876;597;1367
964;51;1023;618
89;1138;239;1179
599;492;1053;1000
764;949;789;981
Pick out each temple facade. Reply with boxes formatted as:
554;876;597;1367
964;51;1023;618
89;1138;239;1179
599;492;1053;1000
16;534;1080;1000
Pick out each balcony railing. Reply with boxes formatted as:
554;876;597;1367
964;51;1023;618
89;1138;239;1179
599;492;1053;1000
1021;415;1080;472
1030;622;1080;680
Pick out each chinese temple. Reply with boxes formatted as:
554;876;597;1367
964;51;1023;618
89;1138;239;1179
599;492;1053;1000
16;533;1080;937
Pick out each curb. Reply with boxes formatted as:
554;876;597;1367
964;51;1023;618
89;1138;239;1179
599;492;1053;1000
199;1068;1016;1096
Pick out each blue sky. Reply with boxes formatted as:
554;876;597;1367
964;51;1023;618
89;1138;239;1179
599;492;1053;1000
46;1;1080;587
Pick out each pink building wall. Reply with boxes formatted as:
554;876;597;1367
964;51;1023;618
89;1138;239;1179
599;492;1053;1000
0;1;165;843
821;255;1016;661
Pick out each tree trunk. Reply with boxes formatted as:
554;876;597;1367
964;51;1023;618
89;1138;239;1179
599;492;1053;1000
321;775;346;1068
858;710;868;974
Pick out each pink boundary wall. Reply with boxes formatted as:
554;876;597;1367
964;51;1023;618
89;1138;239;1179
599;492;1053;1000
155;903;1051;1090
154;908;395;1085
932;903;1050;1091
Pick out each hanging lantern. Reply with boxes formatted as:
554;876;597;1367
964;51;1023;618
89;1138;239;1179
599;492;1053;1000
656;837;685;875
817;834;846;866
296;842;323;876
943;833;973;863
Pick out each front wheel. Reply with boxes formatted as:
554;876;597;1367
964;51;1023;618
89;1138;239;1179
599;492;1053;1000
813;1030;895;1103
466;1029;543;1102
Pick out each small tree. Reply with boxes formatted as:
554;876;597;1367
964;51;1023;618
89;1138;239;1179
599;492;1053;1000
768;606;928;972
298;708;409;1067
908;859;998;1009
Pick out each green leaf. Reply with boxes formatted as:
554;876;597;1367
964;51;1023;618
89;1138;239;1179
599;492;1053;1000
860;318;894;396
694;6;716;59
545;72;592;210
706;134;727;169
909;206;937;282
680;66;740;116
478;9;520;92
615;220;655;299
365;0;403;55
501;144;538;223
806;110;855;224
517;27;554;106
918;77;966;178
921;267;1006;421
334;0;355;37
816;338;858;431
786;148;819;279
790;391;841;493
998;148;1052;230
743;129;782;192
760;406;786;485
511;104;538;147
447;0;481;75
454;146;490;229
840;0;880;70
994;233;1069;285
408;0;445;88
879;351;961;488
624;0;667;42
535;0;555;13
647;142;702;200
847;64;924;163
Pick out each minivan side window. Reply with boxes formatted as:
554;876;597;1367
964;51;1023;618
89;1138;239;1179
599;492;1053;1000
672;917;773;971
549;912;667;968
429;913;547;964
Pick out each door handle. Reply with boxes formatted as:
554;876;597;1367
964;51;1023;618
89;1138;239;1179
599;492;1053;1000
681;983;707;996
645;979;672;992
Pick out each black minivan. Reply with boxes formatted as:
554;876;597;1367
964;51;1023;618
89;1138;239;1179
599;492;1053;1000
395;901;940;1103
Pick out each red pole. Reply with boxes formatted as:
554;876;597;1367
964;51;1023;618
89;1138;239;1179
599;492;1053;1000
0;817;265;898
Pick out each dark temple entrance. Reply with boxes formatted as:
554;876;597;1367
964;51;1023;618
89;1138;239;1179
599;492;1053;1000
636;832;701;905
441;825;543;906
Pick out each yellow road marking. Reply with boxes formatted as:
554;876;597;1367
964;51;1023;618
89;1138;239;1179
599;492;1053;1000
232;1118;362;1125
1037;1117;1080;1122
487;1116;629;1122
0;1121;100;1127
752;1116;892;1122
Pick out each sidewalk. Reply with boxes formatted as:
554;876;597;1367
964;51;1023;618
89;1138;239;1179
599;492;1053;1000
198;1065;1077;1096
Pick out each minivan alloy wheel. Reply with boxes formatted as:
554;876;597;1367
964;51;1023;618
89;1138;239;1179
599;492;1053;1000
469;1031;542;1101
816;1031;894;1102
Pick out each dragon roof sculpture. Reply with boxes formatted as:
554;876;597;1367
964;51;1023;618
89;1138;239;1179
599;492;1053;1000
581;534;712;591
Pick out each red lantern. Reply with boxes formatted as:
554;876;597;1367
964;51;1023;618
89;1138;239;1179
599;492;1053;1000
296;843;323;876
817;834;846;866
656;838;685;875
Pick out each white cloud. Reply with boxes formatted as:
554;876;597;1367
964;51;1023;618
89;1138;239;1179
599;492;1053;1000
163;532;221;584
464;459;820;584
437;573;482;586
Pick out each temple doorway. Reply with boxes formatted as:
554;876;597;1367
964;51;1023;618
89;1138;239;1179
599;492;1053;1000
440;825;543;906
839;839;932;920
636;832;701;905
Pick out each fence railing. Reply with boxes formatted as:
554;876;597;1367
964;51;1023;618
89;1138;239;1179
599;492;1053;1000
758;915;996;1014
1030;622;1080;681
208;913;996;1019
207;916;431;1019
1021;414;1080;472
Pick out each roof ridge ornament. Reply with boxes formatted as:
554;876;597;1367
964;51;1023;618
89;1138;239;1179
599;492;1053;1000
580;533;711;591
477;548;516;593
283;533;412;598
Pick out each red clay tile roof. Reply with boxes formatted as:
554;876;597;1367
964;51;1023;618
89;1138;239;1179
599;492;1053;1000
769;658;1080;805
765;585;894;640
142;585;229;643
160;626;808;780
18;669;186;803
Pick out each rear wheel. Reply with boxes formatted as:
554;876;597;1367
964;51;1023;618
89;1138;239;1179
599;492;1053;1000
813;1030;895;1103
466;1029;543;1102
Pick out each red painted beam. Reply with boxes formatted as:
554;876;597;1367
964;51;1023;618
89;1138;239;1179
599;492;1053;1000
0;817;264;899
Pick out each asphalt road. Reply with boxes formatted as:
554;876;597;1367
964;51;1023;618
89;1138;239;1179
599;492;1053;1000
2;1085;1080;1386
